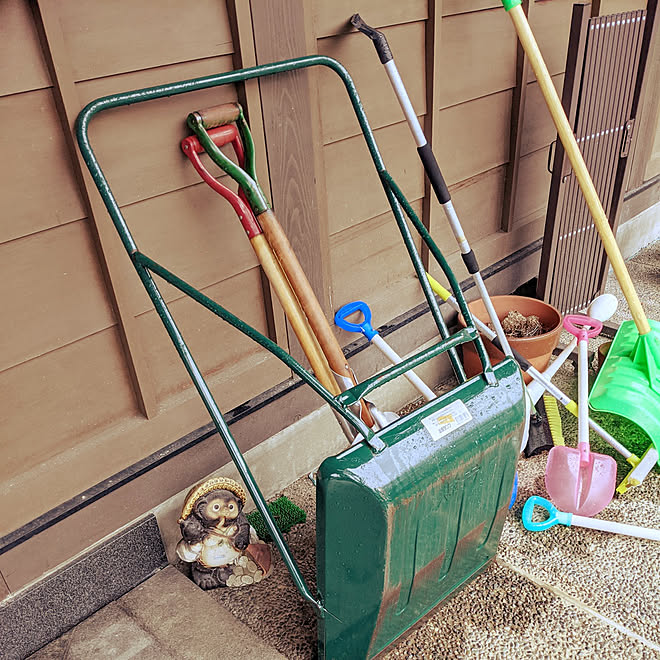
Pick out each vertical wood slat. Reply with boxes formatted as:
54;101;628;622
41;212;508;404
536;2;591;304
501;0;531;232
226;0;286;345
626;0;660;188
249;0;332;364
609;0;658;194
561;10;644;313
562;12;612;312
582;11;642;304
537;5;649;314
552;13;612;312
32;0;158;418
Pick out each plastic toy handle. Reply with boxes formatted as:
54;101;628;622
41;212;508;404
563;314;603;342
522;496;573;532
578;441;591;468
334;301;378;341
572;513;660;540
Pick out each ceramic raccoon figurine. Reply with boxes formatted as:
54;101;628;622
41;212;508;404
176;477;271;589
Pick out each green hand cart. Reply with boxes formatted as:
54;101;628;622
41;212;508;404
76;55;525;659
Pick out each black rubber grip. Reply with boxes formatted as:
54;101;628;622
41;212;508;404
491;336;532;372
351;14;392;63
462;250;480;275
417;143;451;204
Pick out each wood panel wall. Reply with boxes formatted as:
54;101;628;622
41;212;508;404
1;0;657;588
0;0;287;539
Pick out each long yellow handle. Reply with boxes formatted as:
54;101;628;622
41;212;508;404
508;4;650;335
258;209;375;428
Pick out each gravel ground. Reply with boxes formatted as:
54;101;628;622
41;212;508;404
205;242;659;658
207;365;659;658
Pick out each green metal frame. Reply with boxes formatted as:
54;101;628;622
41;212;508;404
75;55;499;617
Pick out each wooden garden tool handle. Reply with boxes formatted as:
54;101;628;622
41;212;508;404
250;234;340;397
257;209;376;428
504;1;650;336
182;122;371;425
195;102;242;129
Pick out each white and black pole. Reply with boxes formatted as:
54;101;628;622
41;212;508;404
351;14;514;357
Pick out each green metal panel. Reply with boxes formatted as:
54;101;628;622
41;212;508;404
317;358;525;659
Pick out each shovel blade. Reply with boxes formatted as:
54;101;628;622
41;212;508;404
545;446;617;517
590;321;660;456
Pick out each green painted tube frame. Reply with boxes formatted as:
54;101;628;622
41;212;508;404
75;55;496;614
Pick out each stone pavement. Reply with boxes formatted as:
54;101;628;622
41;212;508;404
29;567;285;660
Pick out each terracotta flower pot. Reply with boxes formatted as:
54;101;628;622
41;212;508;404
458;295;562;384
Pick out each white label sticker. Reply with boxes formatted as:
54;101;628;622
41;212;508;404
421;400;472;441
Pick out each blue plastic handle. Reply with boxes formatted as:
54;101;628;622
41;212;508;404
522;496;573;532
334;301;378;341
508;471;518;510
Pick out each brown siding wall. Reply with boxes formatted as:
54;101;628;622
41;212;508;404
316;3;427;332
1;0;658;592
0;0;287;542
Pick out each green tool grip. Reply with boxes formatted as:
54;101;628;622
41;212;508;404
502;0;523;10
194;102;242;129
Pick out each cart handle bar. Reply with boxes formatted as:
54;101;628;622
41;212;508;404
76;55;487;366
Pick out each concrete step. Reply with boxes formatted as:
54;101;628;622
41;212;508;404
30;566;285;660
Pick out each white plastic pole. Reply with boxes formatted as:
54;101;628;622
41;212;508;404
371;335;436;402
571;515;660;541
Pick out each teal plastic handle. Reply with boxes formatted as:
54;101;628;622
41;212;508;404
502;0;522;10
522;496;573;531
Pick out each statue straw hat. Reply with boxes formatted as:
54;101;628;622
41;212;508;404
179;477;247;522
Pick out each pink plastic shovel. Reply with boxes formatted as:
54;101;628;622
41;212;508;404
545;315;617;516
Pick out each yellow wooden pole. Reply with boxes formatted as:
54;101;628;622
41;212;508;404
258;209;376;427
250;234;341;396
507;3;650;335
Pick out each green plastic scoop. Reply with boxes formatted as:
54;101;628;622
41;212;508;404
590;320;660;459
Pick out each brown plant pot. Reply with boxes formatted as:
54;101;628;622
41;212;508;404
458;295;563;384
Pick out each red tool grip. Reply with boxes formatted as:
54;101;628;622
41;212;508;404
180;125;243;159
180;132;260;239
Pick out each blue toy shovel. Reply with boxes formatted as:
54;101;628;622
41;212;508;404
522;496;660;541
335;301;436;402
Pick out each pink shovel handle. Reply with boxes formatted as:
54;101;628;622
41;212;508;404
563;314;603;342
578;441;591;468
